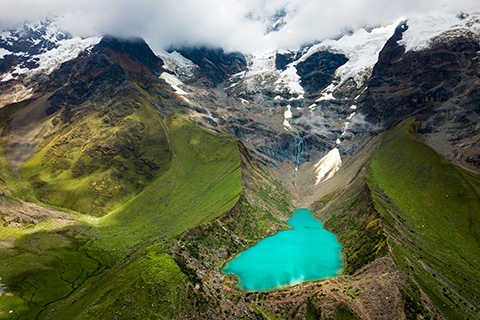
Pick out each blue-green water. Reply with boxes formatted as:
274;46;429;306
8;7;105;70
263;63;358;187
222;208;343;291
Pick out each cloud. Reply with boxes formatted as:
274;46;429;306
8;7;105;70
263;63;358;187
1;0;478;53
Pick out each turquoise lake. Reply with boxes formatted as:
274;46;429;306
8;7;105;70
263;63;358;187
222;208;343;291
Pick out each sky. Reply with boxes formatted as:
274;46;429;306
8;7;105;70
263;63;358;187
0;0;478;52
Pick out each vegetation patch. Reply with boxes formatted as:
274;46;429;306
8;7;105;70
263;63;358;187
0;100;36;201
48;239;187;320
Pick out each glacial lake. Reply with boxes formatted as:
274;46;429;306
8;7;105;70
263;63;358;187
222;208;343;291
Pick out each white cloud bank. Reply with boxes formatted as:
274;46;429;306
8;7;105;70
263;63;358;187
0;0;478;52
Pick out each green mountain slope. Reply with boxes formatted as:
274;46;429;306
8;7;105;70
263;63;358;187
48;238;187;320
0;109;242;319
20;85;172;216
92;111;242;255
35;121;290;320
313;117;480;319
369;118;480;319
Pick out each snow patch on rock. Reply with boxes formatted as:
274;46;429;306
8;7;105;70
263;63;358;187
316;83;336;102
246;51;277;74
0;73;14;82
226;50;304;102
31;36;101;76
399;12;480;52
314;148;342;185
157;50;199;82
0;48;12;59
239;51;279;91
275;64;304;96
1;36;100;82
316;92;335;102
300;22;399;88
25;19;68;46
160;72;187;95
283;104;293;130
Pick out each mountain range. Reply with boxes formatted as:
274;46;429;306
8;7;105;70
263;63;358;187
0;10;479;320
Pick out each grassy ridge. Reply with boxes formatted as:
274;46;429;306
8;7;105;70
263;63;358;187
20;85;172;216
320;177;387;275
92;112;242;255
0;108;242;319
368;118;480;319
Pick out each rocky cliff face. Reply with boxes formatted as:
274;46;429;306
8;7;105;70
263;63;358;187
296;51;348;96
174;47;247;86
44;35;165;114
164;47;358;165
157;13;480;184
363;23;480;128
361;20;480;172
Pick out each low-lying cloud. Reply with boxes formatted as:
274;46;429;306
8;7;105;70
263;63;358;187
1;0;478;53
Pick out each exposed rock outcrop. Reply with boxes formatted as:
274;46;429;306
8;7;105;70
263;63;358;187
175;47;247;86
361;21;480;171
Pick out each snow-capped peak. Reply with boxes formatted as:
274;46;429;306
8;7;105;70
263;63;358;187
0;19;101;83
1;36;101;82
297;22;400;88
23;19;69;48
0;18;68;54
399;12;480;52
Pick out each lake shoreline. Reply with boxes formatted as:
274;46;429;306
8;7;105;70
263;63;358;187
222;208;343;292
